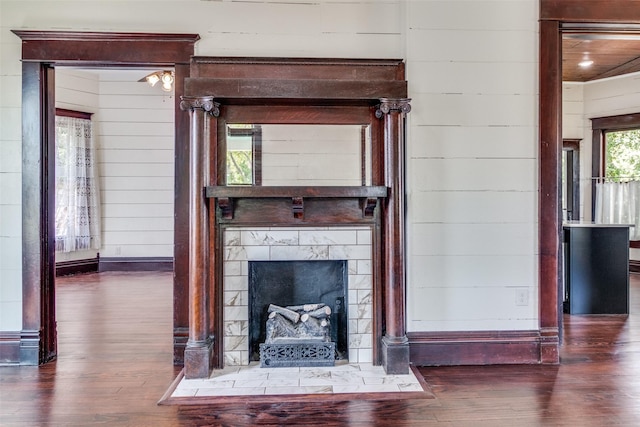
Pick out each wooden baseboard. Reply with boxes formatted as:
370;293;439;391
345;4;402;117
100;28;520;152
173;328;189;366
631;260;640;274
0;332;21;364
99;257;173;272
407;330;546;366
55;257;99;277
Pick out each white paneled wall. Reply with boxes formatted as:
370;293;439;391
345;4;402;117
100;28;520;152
0;20;23;331
96;70;174;258
405;0;539;332
0;0;543;334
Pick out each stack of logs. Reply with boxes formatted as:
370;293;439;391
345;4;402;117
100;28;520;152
265;303;332;343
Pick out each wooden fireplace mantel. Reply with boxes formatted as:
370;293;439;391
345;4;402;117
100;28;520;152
206;186;387;219
181;57;411;378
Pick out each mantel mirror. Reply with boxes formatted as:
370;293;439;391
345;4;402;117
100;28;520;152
225;123;372;186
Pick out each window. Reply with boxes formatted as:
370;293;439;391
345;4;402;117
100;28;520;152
55;109;101;252
591;114;640;243
604;129;640;182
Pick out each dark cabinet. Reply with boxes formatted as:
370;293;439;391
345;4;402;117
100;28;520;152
564;224;631;315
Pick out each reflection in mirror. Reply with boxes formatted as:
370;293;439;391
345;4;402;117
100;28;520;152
226;124;371;186
226;125;257;185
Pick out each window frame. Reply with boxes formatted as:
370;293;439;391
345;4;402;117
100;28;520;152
591;112;640;246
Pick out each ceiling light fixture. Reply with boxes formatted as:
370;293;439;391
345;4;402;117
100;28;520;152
578;59;594;68
140;70;175;92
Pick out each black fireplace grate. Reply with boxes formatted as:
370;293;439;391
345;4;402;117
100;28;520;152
259;341;335;367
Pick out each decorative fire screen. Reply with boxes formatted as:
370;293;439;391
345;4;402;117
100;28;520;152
260;303;335;367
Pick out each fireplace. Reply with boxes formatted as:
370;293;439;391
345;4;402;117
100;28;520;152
180;57;411;378
223;227;373;367
248;260;348;362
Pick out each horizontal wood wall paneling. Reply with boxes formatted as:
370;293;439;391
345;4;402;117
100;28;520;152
100;176;174;190
103;203;173;218
631;260;640;274
99;136;174;150
408;331;542;365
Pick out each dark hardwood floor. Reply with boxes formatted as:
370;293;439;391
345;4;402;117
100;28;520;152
1;271;639;426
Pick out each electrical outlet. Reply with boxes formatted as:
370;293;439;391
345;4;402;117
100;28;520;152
515;289;529;306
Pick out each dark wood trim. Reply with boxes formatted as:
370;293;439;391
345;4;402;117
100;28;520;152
55;108;93;120
591;112;640;131
173;62;191;366
631;241;640;249
631;260;640;274
55;257;99;276
12;31;199;65
185;78;407;104
408;331;542;366
563;139;581;221
98;257;173;272
0;331;21;364
13;30;199;366
206;186;387;198
538;0;640;365
539;18;562;363
540;0;640;22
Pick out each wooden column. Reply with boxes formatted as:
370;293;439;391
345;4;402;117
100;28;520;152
179;96;219;378
377;98;411;374
538;20;561;363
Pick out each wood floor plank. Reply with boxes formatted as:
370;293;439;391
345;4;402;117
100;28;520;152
1;271;639;426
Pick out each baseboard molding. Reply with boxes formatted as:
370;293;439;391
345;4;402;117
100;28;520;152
99;257;174;272
56;257;99;277
0;331;21;364
0;330;41;365
630;260;640;274
407;330;545;366
173;328;189;366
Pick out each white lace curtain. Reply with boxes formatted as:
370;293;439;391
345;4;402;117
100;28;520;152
55;115;101;252
595;181;640;240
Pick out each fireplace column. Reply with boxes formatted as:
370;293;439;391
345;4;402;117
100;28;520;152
180;96;219;379
376;98;411;374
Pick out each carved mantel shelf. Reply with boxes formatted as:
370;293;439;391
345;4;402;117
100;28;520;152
207;186;387;219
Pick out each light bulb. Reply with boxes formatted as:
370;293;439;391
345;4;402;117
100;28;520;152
145;73;160;87
161;71;174;92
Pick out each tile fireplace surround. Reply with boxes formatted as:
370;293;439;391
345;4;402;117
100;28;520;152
223;226;373;367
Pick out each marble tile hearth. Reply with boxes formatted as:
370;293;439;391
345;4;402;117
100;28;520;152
171;362;426;398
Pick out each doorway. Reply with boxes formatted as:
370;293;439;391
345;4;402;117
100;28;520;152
539;0;640;355
13;30;198;365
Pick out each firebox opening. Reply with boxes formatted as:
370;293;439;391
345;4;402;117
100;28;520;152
248;260;348;362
